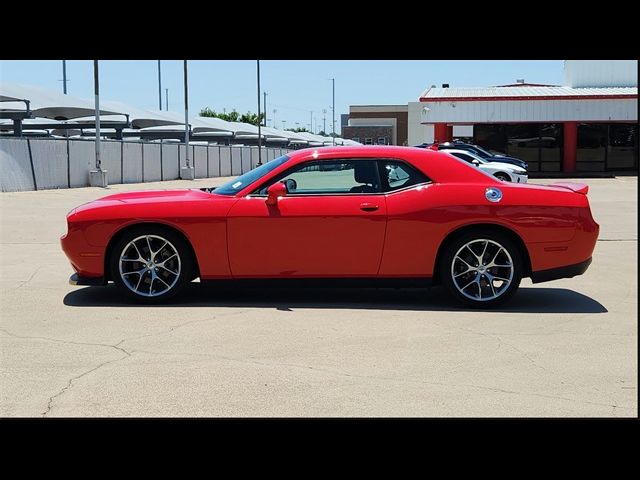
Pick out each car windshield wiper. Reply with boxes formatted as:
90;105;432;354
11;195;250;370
200;187;217;194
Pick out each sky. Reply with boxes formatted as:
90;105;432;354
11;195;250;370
1;60;564;132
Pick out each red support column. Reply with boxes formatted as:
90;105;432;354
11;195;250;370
563;121;577;174
446;125;454;141
434;123;448;143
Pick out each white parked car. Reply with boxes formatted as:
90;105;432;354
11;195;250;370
444;149;528;183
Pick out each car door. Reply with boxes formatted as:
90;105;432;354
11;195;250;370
375;159;440;278
226;159;387;277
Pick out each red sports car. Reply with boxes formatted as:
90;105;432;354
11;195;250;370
61;146;599;307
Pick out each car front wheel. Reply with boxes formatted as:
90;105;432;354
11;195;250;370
494;172;511;182
110;226;193;303
439;230;522;308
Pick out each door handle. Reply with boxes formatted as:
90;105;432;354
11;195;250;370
360;203;379;212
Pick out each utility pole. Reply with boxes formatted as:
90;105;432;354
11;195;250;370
310;111;313;134
157;60;162;110
256;60;263;166
322;109;326;135
62;60;68;94
273;109;277;128
331;78;336;145
89;60;107;187
282;120;286;130
181;60;194;179
165;88;168;111
263;92;268;127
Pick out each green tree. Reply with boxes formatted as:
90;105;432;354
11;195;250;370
239;111;266;126
285;127;309;133
199;107;240;123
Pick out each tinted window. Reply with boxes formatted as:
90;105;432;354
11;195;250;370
577;123;607;171
505;124;541;166
256;160;380;195
450;152;475;163
214;155;289;195
539;123;563;172
608;123;638;170
378;160;430;192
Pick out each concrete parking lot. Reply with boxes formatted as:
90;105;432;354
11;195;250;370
0;175;636;417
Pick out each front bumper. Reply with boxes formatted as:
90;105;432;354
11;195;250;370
513;173;528;183
530;257;592;284
69;273;106;286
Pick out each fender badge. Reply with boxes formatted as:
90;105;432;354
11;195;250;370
485;187;502;203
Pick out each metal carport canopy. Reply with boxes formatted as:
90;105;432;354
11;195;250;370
0;83;126;120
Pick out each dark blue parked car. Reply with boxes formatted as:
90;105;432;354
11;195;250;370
415;141;528;170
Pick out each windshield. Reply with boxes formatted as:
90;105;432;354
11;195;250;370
468;145;495;158
213;155;290;195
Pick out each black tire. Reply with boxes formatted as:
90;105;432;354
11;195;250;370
439;229;523;308
110;225;193;303
494;172;511;182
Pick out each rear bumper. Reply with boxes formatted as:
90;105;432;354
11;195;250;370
69;273;106;286
530;257;592;284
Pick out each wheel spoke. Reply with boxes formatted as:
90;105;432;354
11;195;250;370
156;253;177;266
134;270;147;291
123;267;146;276
480;240;488;263
153;241;168;260
146;236;153;259
156;276;171;290
488;247;504;267
460;277;477;291
132;241;144;261
455;255;475;270
158;264;178;276
488;278;496;297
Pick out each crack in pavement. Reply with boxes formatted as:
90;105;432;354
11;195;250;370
126;347;630;412
597;239;637;242
41;349;131;417
2;311;251;417
15;267;42;289
458;326;549;373
0;328;129;354
116;309;253;346
0;328;131;417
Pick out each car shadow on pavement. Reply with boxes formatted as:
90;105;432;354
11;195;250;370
63;284;607;314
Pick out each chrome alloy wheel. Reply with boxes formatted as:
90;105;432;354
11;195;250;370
118;235;181;297
450;239;514;302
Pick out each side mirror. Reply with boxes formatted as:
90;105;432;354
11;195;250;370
265;181;287;206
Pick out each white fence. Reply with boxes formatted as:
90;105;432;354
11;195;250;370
0;137;292;192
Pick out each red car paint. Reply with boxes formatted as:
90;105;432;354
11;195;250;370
60;146;599;282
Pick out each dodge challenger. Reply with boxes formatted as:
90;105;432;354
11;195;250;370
61;146;599;307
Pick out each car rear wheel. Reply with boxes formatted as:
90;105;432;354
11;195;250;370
439;230;522;308
494;172;511;182
110;226;193;303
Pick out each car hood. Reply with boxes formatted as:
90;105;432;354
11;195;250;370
488;156;527;167
96;189;214;203
486;162;526;173
70;188;230;218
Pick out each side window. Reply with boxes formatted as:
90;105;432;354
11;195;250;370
255;160;380;195
377;160;430;192
451;152;474;163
